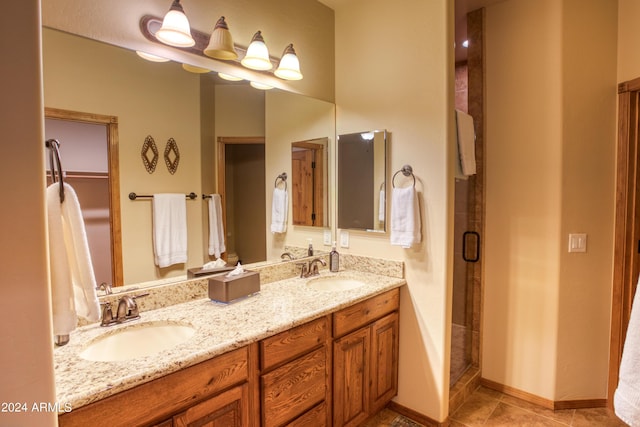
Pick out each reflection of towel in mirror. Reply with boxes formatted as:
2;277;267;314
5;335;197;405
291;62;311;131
615;274;640;426
455;109;476;177
390;186;421;248
271;187;288;233
379;189;386;223
47;182;100;336
152;194;187;268
207;194;226;258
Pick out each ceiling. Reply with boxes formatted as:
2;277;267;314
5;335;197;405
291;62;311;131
318;0;508;63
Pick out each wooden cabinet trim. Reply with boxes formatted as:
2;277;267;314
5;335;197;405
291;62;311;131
173;383;249;427
370;312;400;413
333;289;400;338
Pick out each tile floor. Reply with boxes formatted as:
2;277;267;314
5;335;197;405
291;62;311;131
365;386;629;427
450;386;627;427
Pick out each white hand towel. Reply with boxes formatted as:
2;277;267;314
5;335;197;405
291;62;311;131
456;109;477;176
390;186;421;248
47;182;100;336
270;187;288;234
615;276;640;425
152;194;188;268
207;194;226;258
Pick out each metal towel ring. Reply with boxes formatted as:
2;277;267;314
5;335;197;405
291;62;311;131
392;164;416;188
275;172;287;190
46;139;65;203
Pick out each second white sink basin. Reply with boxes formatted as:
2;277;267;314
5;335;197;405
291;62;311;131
307;277;366;292
80;321;195;362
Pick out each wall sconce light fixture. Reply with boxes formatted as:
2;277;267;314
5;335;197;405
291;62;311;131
204;16;238;60
240;31;273;71
155;0;195;48
136;51;170;62
274;44;303;80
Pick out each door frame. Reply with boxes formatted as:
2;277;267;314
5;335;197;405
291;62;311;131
44;107;123;287
608;76;640;407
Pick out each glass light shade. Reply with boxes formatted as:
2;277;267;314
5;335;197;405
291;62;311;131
250;81;273;90
274;44;303;80
241;31;272;71
155;1;195;47
204;16;238;60
136;51;170;62
218;72;243;81
182;64;210;73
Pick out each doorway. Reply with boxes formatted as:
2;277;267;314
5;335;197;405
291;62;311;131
217;137;266;265
43;107;122;287
449;6;485;412
608;76;640;407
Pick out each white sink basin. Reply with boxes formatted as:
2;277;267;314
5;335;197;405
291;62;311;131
79;321;195;362
307;277;366;292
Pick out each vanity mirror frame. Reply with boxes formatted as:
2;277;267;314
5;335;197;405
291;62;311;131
337;129;388;233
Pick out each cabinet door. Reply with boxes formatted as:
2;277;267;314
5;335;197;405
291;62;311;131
333;327;371;427
173;383;249;427
370;312;399;413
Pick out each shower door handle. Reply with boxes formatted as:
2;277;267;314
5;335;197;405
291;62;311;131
462;231;480;263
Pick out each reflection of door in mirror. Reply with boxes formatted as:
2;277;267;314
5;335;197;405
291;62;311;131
44;108;123;287
217;137;266;265
291;139;326;227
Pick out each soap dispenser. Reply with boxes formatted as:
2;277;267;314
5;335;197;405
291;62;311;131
307;239;314;256
330;241;339;272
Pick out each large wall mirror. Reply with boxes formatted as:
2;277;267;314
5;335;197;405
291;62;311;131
42;27;335;288
337;130;387;232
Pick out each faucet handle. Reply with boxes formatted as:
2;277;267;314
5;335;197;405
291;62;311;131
100;301;114;326
295;262;308;278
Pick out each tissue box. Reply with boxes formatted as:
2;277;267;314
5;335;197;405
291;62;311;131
208;270;260;303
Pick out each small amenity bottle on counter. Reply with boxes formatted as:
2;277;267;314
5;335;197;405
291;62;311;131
307;238;314;256
330;241;339;272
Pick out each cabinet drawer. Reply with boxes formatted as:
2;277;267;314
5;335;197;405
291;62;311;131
261;346;327;427
59;346;250;427
287;402;327;427
333;288;399;338
260;316;328;371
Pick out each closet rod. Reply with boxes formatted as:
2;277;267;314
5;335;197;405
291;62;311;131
128;192;198;200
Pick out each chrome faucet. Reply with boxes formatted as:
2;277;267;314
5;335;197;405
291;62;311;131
100;293;149;327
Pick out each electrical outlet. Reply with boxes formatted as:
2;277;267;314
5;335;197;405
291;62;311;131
340;230;349;248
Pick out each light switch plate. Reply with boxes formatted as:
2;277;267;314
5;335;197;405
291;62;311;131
323;229;331;246
340;230;349;248
568;233;587;253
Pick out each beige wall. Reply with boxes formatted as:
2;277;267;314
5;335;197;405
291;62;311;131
332;0;454;421
617;0;640;82
0;1;58;426
43;28;205;285
483;0;617;400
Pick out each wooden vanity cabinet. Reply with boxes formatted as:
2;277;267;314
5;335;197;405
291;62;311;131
332;289;400;427
58;346;254;427
258;316;331;427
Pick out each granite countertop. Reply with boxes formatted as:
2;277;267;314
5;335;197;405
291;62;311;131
53;269;405;412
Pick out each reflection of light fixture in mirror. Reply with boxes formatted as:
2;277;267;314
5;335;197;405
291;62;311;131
241;31;272;70
462;40;469;48
218;72;243;81
204;16;238;60
250;81;273;90
274;44;303;80
360;132;375;140
182;64;210;73
136;51;170;62
155;0;195;47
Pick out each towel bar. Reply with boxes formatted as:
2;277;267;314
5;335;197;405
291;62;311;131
274;172;287;190
129;192;198;200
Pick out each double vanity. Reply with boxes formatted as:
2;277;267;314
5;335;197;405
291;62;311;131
54;255;405;426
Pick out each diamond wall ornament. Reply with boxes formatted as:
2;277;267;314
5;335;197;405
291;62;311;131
141;135;159;173
164;138;180;174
